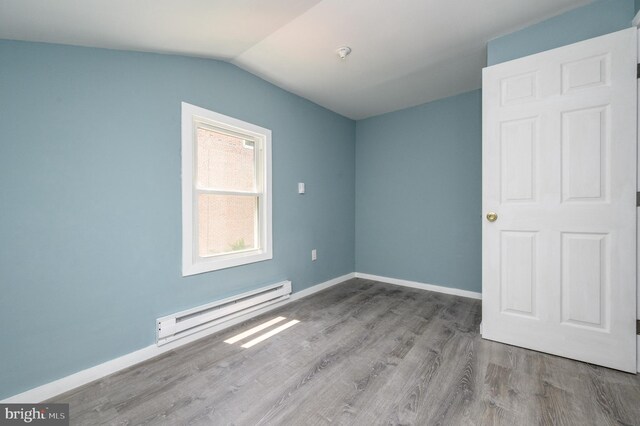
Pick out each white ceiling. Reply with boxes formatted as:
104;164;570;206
0;0;592;119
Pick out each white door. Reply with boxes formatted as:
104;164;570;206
482;28;637;372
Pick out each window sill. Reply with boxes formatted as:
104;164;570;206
182;250;273;276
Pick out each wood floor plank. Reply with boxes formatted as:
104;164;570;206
49;279;640;426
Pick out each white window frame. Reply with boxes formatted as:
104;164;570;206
181;102;272;276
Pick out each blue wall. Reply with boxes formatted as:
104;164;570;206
355;0;636;295
355;91;483;292
0;40;355;399
487;0;634;65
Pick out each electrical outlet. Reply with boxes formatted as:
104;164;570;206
311;249;317;261
298;182;305;194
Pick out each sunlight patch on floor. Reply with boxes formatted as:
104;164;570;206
224;316;287;344
241;319;300;348
223;317;301;349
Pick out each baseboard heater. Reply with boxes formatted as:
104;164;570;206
156;280;292;346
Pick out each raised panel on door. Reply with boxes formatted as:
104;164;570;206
500;231;537;317
561;232;608;329
561;54;610;94
561;105;609;202
501;72;539;105
501;118;538;203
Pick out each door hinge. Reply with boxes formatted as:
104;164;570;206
637;192;640;207
637;319;640;335
637;63;640;78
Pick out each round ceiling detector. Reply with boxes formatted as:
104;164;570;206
336;46;352;59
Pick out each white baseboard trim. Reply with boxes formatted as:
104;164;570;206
290;273;355;301
355;272;482;300
2;272;356;403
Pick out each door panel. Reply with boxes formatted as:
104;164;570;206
561;54;609;93
500;231;537;317
501;118;537;202
482;28;637;372
561;106;608;202
561;232;608;329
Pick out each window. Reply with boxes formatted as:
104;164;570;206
181;102;272;276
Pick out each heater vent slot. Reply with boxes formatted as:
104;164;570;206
156;280;291;346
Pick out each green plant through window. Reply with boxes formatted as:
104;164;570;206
230;238;247;251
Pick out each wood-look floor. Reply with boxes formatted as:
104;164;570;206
52;279;640;425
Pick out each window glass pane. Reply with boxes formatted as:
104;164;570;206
196;126;256;192
198;194;258;257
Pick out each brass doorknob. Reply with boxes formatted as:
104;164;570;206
486;212;498;222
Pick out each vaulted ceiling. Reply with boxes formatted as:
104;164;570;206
0;0;591;119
